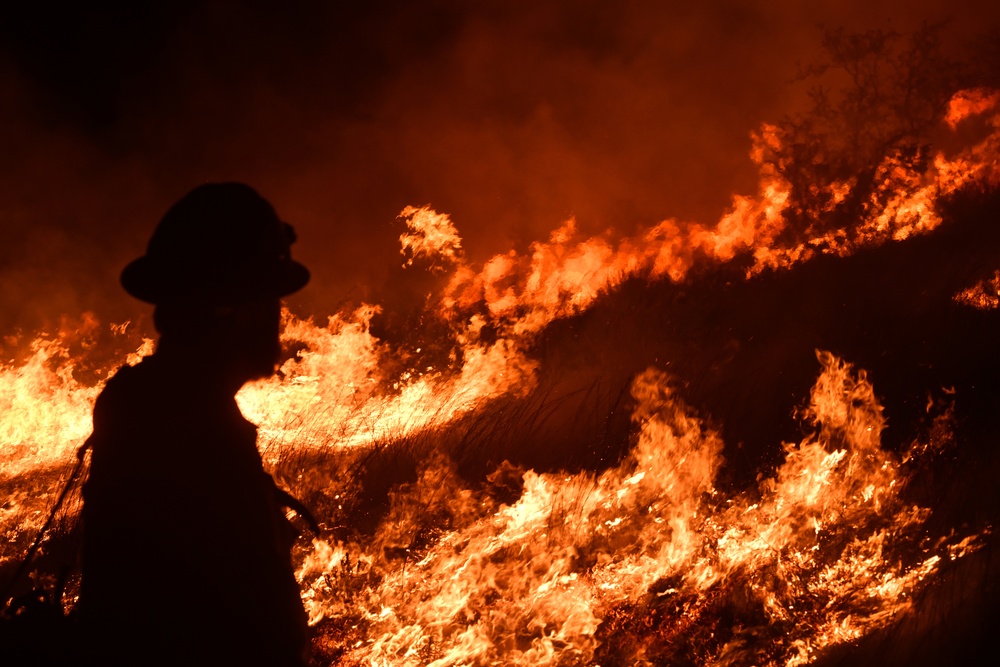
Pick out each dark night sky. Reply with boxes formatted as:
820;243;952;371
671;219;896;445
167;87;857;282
1;1;998;333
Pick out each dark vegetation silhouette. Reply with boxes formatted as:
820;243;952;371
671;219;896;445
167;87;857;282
760;23;969;248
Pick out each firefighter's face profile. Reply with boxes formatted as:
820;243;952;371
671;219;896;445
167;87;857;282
225;297;283;382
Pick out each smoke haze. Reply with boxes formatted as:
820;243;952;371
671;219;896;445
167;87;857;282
1;0;998;333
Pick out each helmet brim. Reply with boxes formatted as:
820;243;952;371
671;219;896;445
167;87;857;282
121;255;310;305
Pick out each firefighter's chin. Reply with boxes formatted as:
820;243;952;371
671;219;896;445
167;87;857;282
236;338;282;383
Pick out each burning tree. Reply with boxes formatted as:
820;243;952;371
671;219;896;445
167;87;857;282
761;24;972;249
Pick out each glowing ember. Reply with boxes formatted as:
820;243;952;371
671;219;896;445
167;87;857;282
955;270;1000;310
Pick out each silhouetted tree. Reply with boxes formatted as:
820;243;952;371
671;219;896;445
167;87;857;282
763;24;971;246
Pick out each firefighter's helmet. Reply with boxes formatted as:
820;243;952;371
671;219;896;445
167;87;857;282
121;183;310;304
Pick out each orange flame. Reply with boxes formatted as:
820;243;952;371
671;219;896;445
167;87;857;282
434;89;1000;349
296;354;976;666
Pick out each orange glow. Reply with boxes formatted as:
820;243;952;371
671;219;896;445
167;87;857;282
945;88;1000;129
399;205;464;270
295;355;977;666
432;89;1000;345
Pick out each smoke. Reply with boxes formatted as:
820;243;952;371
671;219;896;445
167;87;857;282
1;0;998;335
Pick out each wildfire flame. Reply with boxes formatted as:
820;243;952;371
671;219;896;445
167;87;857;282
297;354;973;666
2;88;999;664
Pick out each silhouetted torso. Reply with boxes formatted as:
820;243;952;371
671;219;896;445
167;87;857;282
80;352;307;666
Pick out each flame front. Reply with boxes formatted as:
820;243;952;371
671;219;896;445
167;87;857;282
2;88;999;664
296;355;974;667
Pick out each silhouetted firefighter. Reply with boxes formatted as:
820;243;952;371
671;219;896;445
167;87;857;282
78;184;315;666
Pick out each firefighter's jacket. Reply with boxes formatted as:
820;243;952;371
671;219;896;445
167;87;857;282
79;354;308;666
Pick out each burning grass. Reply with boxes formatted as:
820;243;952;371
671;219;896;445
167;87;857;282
2;302;990;666
282;355;984;667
